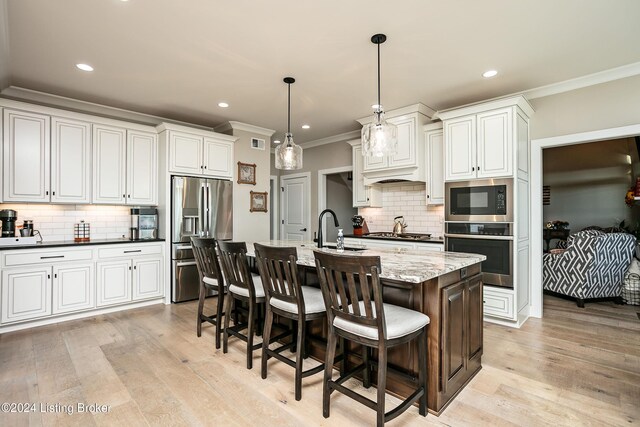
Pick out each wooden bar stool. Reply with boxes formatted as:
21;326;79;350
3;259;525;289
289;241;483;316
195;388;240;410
191;237;226;349
217;240;266;369
254;243;326;401
313;251;429;427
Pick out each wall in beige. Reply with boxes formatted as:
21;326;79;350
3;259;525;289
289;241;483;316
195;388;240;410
530;74;640;140
219;126;274;242
274;140;352;237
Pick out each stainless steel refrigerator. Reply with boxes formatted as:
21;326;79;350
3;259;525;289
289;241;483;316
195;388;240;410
171;176;233;302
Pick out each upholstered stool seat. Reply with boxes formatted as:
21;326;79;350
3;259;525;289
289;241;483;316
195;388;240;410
270;285;326;315
334;301;430;340
229;275;264;298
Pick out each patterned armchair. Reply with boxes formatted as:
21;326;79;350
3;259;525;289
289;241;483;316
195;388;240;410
543;230;636;307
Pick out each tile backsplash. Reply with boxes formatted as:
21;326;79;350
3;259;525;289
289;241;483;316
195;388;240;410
0;204;131;242
358;183;444;238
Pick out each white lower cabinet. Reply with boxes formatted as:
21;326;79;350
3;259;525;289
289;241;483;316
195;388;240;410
483;286;515;320
1;266;52;323
96;260;132;307
343;237;443;251
0;243;165;329
96;256;163;307
52;263;95;314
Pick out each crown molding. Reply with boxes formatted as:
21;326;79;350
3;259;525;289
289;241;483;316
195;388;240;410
357;102;436;126
156;122;238;141
436;95;534;121
423;122;443;131
298;130;361;149
214;121;275;137
523;61;640;100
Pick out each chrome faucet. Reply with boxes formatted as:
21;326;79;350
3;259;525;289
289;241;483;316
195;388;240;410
318;209;340;248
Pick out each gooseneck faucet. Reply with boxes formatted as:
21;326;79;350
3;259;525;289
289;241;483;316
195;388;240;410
317;209;340;248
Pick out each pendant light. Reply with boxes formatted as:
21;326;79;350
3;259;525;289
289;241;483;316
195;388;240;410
361;33;397;158
275;77;303;170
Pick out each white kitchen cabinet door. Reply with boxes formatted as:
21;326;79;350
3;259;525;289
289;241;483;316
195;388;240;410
445;116;476;181
132;257;163;301
169;131;203;175
93;124;127;204
425;128;444;205
388;116;417;168
203;137;233;179
2;109;50;202
1;266;52;323
52;263;95;314
477;108;512;178
127;130;158;205
413;242;444;252
96;260;132;307
363;150;387;171
352;144;381;207
51;117;91;204
361;240;415;250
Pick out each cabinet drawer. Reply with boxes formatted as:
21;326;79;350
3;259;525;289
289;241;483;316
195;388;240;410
4;249;93;267
98;244;162;259
483;287;514;319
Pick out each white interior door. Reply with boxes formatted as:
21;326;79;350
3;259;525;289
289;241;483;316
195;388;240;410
280;174;310;241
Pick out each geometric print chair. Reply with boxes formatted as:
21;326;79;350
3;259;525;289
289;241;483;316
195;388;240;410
543;229;636;307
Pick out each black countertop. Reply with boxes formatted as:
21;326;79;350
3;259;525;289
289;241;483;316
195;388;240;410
0;238;165;251
344;234;444;244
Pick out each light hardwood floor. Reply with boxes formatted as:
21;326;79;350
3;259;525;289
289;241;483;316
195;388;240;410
1;295;638;427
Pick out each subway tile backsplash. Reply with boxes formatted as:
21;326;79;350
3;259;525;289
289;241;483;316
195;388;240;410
0;204;131;242
358;183;444;238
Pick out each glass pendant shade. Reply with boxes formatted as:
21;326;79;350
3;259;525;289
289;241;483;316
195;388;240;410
362;109;397;157
275;132;303;170
275;76;303;170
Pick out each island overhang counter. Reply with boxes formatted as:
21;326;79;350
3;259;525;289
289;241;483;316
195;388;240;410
246;240;486;415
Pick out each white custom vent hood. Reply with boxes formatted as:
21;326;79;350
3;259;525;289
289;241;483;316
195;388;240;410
356;103;435;186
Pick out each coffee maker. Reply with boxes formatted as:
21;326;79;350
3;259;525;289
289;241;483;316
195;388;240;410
0;209;17;238
130;208;158;240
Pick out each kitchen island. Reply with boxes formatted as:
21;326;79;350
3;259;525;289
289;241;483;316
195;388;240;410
246;241;486;415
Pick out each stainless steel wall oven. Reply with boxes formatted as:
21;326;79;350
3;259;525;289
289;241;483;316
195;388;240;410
445;222;513;289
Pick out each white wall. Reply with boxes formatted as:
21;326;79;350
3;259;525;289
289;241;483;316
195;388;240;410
0;203;131;241
359;183;444;238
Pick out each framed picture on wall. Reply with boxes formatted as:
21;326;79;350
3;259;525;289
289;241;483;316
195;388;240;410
250;191;268;212
237;162;256;185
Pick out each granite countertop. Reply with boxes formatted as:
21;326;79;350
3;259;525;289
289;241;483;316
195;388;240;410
247;240;485;284
0;238;165;251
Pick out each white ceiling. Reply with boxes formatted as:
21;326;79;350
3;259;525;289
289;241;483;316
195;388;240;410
2;0;640;143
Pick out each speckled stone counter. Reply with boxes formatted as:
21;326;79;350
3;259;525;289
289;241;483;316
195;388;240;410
246;240;485;283
247;239;486;415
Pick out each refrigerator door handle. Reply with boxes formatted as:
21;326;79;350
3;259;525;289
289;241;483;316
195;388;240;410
199;183;205;237
206;183;211;236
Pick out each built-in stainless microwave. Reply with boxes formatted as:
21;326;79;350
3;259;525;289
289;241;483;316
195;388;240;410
445;178;513;222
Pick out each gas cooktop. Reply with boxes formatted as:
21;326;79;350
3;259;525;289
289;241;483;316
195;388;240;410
362;232;436;241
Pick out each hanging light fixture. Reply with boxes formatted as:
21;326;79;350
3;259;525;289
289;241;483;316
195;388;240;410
275;77;303;170
361;33;397;158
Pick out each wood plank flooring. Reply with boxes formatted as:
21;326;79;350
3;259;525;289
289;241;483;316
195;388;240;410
0;295;638;426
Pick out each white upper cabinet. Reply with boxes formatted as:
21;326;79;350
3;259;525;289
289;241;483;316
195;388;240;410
164;125;235;179
440;96;533;182
357;104;434;185
349;141;381;208
93;125;158;206
424;124;444;205
2;109;50;202
51;117;92;204
93;124;127;204
127;130;158;205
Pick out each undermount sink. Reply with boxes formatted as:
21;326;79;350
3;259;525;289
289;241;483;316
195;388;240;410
322;245;366;252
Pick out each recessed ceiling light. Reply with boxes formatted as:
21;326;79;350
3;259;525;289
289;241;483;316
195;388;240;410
218;102;229;108
273;140;281;144
371;104;381;109
482;70;498;78
301;124;310;129
76;63;94;72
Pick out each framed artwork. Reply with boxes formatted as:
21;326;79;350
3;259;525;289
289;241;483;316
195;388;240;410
250;191;268;212
237;162;256;185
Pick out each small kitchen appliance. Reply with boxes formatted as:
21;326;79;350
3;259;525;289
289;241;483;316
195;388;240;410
0;209;17;237
21;220;34;236
130;208;158;240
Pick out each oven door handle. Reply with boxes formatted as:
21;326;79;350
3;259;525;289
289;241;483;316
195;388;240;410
445;233;514;241
176;261;197;267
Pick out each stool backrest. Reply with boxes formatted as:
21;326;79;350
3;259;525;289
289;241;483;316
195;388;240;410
217;241;258;298
313;251;385;336
190;237;223;286
254;243;303;311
